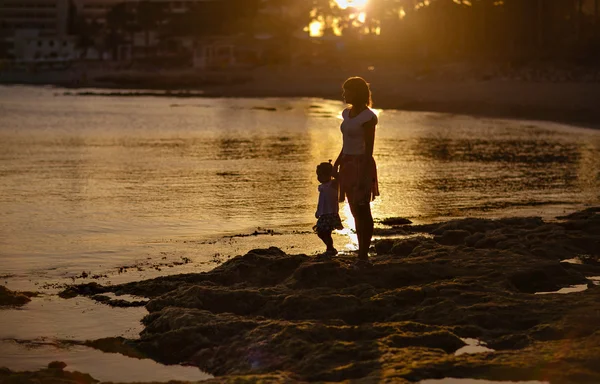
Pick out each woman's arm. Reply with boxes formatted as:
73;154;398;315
363;115;377;158
333;149;343;175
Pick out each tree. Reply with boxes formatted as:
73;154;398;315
105;3;136;59
136;1;168;48
73;19;95;58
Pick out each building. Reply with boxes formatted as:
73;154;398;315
192;36;235;69
0;0;71;36
0;0;73;59
12;29;77;63
72;0;216;25
73;0;122;24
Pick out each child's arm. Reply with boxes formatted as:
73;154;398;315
316;191;322;219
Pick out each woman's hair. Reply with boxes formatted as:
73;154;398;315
343;76;372;107
317;160;333;178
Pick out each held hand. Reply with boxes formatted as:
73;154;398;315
332;163;340;179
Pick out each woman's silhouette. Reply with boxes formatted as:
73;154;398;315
334;77;379;264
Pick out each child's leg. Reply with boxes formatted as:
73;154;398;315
317;230;335;251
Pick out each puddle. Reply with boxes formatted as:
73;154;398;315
589;276;600;285
100;292;149;303
0;340;211;382
535;284;589;295
455;338;495;356
420;379;549;384
561;257;584;265
0;296;145;341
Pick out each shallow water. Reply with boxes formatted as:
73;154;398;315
535;284;590;295
1;85;599;284
0;296;144;341
0;340;211;382
454;338;495;356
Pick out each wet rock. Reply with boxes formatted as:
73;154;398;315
508;263;585;294
72;208;600;383
374;239;395;254
0;364;98;384
0;285;36;307
381;217;413;226
486;333;531;350
90;294;148;307
47;361;67;370
435;230;470;245
464;232;485;247
84;337;145;359
374;237;434;257
59;282;108;299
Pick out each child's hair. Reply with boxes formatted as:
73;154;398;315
317;160;334;178
343;76;372;107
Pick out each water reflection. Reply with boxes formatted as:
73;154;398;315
0;340;210;382
0;87;599;279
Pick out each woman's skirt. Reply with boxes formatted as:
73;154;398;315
338;154;379;205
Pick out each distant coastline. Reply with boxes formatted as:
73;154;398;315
2;65;600;128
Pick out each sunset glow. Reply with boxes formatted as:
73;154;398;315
308;19;323;37
335;0;369;9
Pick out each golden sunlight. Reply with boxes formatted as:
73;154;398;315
308;20;323;37
357;12;366;23
335;0;368;10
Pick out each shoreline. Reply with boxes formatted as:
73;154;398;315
3;66;600;129
1;207;600;382
8;206;597;383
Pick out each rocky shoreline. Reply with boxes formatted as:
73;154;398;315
0;286;37;307
36;207;600;383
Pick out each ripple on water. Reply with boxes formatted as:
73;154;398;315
0;340;211;382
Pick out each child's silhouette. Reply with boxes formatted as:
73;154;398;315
314;160;344;256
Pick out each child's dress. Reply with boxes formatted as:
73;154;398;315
314;180;344;232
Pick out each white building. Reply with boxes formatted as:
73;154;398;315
0;0;71;36
0;0;72;59
72;0;217;24
12;29;78;63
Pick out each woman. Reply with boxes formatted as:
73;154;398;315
334;76;379;264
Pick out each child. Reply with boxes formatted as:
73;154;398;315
314;160;344;256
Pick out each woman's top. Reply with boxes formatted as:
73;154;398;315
316;180;339;217
340;107;377;155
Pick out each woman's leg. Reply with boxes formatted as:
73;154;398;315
361;203;374;258
350;202;373;260
349;202;362;253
